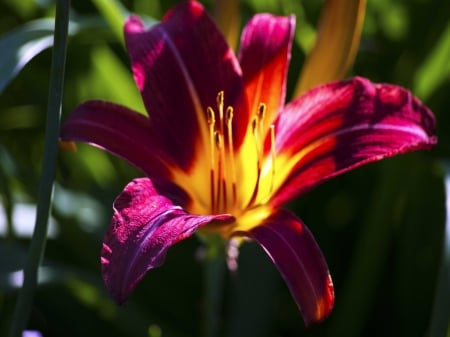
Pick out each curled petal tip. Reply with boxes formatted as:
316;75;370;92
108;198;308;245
310;272;335;324
125;15;145;33
242;210;334;325
101;178;233;303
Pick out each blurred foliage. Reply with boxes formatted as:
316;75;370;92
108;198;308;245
0;0;449;337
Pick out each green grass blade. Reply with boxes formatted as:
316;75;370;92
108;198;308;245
8;1;70;336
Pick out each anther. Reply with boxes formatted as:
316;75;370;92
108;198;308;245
226;106;237;208
214;131;222;148
251;116;258;134
205;91;237;213
258;103;266;119
207;107;215;125
217;91;224;109
217;91;225;136
226;106;233;122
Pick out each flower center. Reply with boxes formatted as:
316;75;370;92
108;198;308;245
207;91;237;214
206;92;276;216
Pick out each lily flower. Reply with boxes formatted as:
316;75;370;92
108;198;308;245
60;0;436;325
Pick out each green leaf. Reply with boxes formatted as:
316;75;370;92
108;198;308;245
91;0;129;45
0;17;103;94
414;21;450;101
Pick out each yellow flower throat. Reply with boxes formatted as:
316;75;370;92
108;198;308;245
205;91;276;217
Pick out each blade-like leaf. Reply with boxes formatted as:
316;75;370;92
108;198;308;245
414;20;450;101
294;0;366;96
91;0;131;45
0;17;102;94
213;0;240;50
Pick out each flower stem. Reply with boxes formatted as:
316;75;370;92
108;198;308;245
203;235;227;337
8;1;70;336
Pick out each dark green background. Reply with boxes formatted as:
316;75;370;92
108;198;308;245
0;0;448;336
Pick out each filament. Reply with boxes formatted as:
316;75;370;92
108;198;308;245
207;107;216;213
269;125;276;195
226;106;237;209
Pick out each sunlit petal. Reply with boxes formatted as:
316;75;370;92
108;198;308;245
60;100;172;179
101;178;234;303
240;209;334;325
272;77;437;207
294;0;366;96
124;2;246;169
239;13;295;130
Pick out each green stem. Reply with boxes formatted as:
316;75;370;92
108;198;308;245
8;1;70;336
203;235;227;337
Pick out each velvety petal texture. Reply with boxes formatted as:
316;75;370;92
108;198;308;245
239;13;295;129
243;210;334;325
271;77;436;207
124;1;246;169
60;100;171;179
101;178;233;303
61;0;437;328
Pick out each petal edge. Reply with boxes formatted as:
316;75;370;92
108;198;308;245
238;209;334;325
101;178;234;303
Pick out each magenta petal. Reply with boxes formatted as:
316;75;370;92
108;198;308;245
60;100;172;179
242;209;334;325
101;178;234;303
239;13;295;126
272;76;437;206
124;2;246;168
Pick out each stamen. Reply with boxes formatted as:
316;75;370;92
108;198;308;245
204;91;240;214
251;116;260;156
246;115;262;208
217;91;225;137
258;103;266;119
258;103;266;136
269;124;276;195
213;131;221;213
215;131;227;212
226;106;237;208
246;103;277;208
207;107;216;213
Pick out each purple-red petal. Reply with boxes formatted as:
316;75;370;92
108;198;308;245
239;13;295;129
101;178;233;303
241;209;334;325
272;77;437;207
124;2;246;169
60;100;172;179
